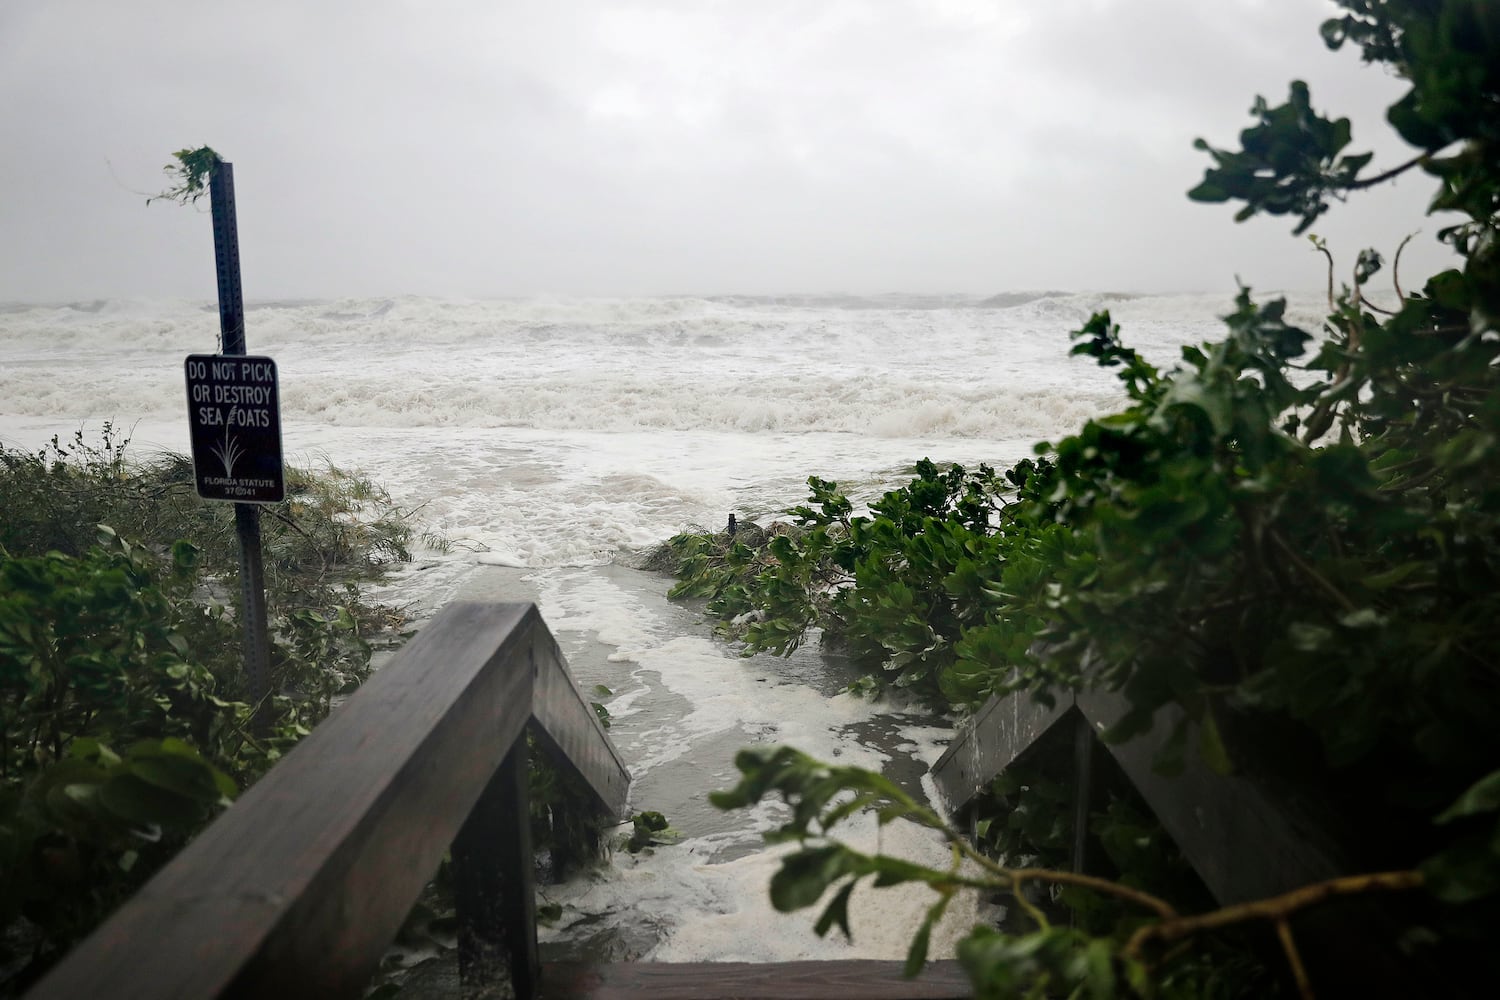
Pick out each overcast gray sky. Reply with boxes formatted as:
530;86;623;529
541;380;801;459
0;0;1455;300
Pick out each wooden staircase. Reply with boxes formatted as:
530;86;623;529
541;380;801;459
540;960;969;999
24;603;975;1000
928;676;1424;996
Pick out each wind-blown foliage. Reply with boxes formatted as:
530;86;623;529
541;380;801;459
144;146;221;207
677;2;1500;995
0;430;415;990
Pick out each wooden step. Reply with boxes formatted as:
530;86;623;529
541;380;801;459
539;960;971;1000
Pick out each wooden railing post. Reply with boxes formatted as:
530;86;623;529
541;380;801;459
1069;711;1093;876
453;732;540;999
22;602;630;1000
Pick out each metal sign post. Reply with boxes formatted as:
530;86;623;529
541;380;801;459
204;160;276;735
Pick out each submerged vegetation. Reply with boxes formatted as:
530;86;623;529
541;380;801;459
671;2;1500;996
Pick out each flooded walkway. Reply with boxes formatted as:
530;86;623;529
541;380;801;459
454;562;983;965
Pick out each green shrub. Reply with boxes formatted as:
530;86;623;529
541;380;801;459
0;531;243;980
687;1;1500;994
0;432;417;987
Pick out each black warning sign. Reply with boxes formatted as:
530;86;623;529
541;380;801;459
184;354;284;503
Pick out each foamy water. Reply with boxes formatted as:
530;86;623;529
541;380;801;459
0;290;1323;962
1;291;1322;569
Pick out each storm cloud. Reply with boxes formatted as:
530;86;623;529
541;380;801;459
0;0;1454;301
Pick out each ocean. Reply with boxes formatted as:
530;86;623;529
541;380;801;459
0;290;1324;963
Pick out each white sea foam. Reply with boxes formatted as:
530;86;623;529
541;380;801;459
4;295;1326;445
527;565;991;962
0;290;1330;570
0;289;1323;963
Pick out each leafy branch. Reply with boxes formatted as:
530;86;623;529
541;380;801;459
716;747;1428;999
145;146;221;207
1124;870;1424;999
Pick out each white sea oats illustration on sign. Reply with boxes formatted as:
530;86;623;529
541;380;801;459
211;427;245;478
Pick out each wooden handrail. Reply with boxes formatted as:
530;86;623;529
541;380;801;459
929;687;1419;992
930;689;1349;905
26;601;630;1000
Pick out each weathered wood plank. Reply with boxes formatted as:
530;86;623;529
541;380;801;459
530;622;631;818
929;691;1075;814
26;601;558;1000
539;960;973;1000
1073;690;1422;992
928;684;1418;993
1074;690;1347;905
455;737;540;997
934;686;1354;906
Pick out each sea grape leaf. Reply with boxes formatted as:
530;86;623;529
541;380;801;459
1436;769;1500;824
813;881;856;941
1197;706;1233;776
